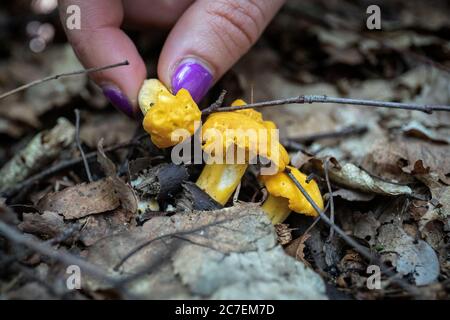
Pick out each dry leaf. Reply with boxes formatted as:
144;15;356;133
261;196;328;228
19;211;66;239
317;160;412;196
37;178;120;220
85;204;326;299
97;139;138;213
0;118;75;191
377;223;440;286
79;208;136;247
285;233;311;267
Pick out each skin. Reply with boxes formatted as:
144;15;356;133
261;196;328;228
58;0;285;114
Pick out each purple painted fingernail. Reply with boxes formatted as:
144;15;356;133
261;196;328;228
102;84;134;117
171;58;213;103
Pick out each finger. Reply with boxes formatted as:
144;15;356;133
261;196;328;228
122;0;194;28
158;0;285;103
59;0;146;117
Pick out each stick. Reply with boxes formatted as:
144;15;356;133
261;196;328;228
202;89;227;114
1;134;147;198
0;220;116;285
284;167;423;298
203;95;450;115
324;159;335;240
113;216;237;271
0;60;129;100
74;109;93;182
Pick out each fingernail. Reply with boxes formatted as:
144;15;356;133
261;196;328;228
171;58;213;103
102;84;134;117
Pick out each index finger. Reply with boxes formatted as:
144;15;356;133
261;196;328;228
59;0;146;116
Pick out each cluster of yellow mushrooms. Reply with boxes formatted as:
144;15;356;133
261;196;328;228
138;79;324;225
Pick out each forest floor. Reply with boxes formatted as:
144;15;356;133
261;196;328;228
0;0;449;300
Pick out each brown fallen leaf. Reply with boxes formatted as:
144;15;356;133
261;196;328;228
351;211;380;247
285;233;312;268
97;139;138;214
37;178;120;220
19;211;66;239
84;204;326;299
364;136;450;184
274;223;293;245
79;208;136;247
415;173;450;231
377;223;440;286
402;121;450;144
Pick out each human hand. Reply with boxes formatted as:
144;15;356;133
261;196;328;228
58;0;285;117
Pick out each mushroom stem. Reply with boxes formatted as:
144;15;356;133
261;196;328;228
196;163;248;205
261;195;292;224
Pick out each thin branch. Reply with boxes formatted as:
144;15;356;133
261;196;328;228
74;109;93;182
202;89;227;114
284;167;423;298
0;220;116;285
1;134;147;198
324;159;335;240
113;216;238;271
204;95;450;115
0;60;129;100
295;196;332;259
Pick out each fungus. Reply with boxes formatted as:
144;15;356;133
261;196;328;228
138;79;201;148
260;166;324;224
196;99;288;205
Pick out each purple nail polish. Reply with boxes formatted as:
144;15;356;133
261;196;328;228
102;85;134;117
171;59;213;103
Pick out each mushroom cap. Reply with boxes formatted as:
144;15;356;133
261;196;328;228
261;166;324;217
138;79;169;115
140;80;201;148
202;100;289;172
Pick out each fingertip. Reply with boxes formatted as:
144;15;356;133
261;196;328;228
59;0;147;116
169;57;214;103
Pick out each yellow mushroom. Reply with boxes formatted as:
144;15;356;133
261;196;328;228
197;100;289;205
138;79;201;148
260;166;324;224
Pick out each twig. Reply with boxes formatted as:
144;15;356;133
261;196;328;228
114;216;238;271
0;60;129;100
202;89;227;114
295;197;332;258
284;3;450;74
204;95;450;115
47;222;81;246
232;183;242;205
74;109;93;182
284;167;423;298
0;220;116;286
1;134;147;198
324;159;335;240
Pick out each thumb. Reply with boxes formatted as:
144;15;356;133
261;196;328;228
158;0;284;103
